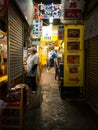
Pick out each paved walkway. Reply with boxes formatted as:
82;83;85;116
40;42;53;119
24;67;98;130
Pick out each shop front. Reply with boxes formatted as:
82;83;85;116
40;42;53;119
0;0;33;129
0;0;32;95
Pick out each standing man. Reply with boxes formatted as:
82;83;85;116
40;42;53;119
26;46;39;92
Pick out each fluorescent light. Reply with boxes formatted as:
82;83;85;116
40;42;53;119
49;17;53;24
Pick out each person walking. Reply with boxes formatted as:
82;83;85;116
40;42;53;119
49;47;59;79
47;50;54;71
26;46;39;92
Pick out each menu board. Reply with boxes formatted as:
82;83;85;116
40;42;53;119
64;25;84;86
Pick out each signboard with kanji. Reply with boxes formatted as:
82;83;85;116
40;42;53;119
58;25;64;40
64;0;85;19
31;20;43;37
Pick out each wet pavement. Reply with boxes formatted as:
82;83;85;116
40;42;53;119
24;67;98;130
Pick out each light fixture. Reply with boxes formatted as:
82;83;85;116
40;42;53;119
49;17;53;24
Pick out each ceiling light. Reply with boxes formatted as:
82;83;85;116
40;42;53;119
49;17;53;24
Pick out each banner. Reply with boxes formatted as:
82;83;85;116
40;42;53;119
38;4;61;19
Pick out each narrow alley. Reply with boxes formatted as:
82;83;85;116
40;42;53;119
0;1;98;130
24;67;98;130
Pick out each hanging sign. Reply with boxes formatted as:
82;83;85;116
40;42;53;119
33;3;39;19
38;4;61;19
58;25;64;40
31;20;43;37
64;0;85;19
0;0;9;13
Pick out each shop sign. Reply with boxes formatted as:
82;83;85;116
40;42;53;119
64;0;84;19
33;3;39;19
58;25;64;40
0;0;9;13
42;26;52;40
31;20;43;37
